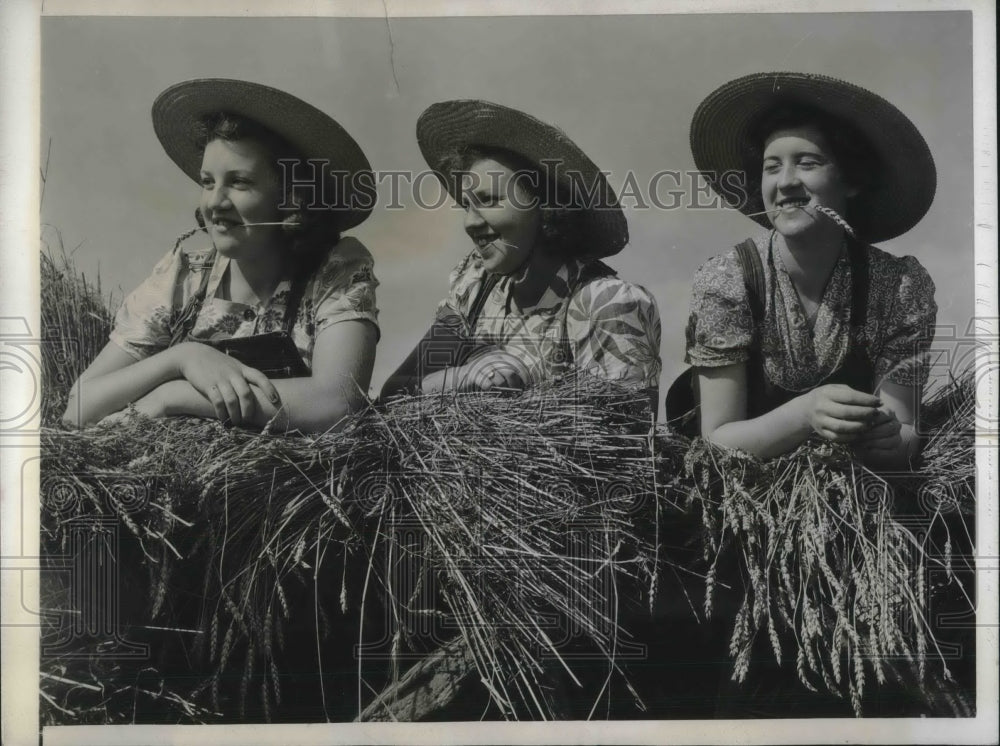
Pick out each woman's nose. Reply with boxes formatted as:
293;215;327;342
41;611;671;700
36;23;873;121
203;185;232;212
776;163;801;190
463;204;486;231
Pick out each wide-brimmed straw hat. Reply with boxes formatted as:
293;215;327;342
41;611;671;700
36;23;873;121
689;72;936;244
416;100;628;259
153;78;374;231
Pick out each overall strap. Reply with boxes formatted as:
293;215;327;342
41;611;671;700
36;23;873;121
168;257;214;347
734;238;766;323
467;273;501;331
281;274;309;335
846;237;869;328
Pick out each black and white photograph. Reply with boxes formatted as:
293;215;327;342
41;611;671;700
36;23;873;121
0;1;996;744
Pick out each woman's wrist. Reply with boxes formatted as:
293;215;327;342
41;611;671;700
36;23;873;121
163;341;192;379
788;391;818;438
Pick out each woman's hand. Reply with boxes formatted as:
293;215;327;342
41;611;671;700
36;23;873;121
169;341;280;425
852;407;908;468
460;349;530;393
798;384;883;442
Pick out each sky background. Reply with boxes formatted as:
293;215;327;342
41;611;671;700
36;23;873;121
40;12;974;404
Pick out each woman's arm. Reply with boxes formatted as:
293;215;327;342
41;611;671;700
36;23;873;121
146;319;377;433
62;343;180;427
62;340;281;428
698;363;882;459
379;316;486;399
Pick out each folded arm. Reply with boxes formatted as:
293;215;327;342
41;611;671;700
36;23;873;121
65;320;376;434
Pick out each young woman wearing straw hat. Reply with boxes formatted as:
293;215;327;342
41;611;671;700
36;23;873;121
379;99;661;404
62;79;380;433
673;71;938;470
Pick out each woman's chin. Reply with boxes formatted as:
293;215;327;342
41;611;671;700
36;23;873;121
209;233;244;256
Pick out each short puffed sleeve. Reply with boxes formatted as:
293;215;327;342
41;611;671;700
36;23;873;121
109;247;197;361
309;237;380;338
684;251;755;368
875;256;937;386
566;277;663;389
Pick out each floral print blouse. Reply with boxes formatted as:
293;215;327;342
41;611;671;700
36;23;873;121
437;252;662;390
684;231;937;392
110;237;379;371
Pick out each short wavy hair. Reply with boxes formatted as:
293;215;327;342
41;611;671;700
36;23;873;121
435;145;596;259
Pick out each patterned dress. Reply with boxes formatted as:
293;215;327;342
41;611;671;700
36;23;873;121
110;237;380;371
437;251;662;390
684;231;937;393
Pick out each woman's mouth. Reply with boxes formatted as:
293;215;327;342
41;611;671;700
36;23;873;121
472;234;499;249
775;197;811;211
211;218;242;232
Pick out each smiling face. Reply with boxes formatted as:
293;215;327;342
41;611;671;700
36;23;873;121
459;157;543;276
761;125;858;240
199;138;286;259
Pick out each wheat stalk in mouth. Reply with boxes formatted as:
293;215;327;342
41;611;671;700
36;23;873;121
813;205;856;238
744;204;857;239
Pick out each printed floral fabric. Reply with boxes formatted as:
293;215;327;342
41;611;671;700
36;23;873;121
684;231;937;391
110;236;379;371
436;252;662;389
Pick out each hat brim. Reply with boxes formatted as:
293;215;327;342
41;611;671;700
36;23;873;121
416;100;629;259
689;72;936;243
153;79;374;232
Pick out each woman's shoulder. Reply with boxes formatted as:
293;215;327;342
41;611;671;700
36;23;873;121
863;243;933;279
328;235;374;264
688;234;768;303
571;268;658;312
446;251;487;298
311;236;378;288
862;243;936;302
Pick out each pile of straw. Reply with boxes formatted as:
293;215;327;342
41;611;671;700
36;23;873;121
39;248;977;722
41;375;668;722
40;240;116;425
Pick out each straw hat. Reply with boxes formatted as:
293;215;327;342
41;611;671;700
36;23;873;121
152;79;374;231
689;72;936;244
416;100;629;258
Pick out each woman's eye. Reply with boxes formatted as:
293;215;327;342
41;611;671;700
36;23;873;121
199;177;214;188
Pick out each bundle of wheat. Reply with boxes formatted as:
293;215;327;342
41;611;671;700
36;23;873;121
679;368;977;717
